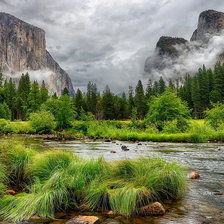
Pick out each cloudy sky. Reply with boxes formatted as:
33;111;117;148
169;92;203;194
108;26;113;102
1;0;224;92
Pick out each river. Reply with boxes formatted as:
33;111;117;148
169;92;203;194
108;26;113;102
1;135;224;224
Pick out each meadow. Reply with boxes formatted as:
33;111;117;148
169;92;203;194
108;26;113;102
0;142;186;221
0;119;224;143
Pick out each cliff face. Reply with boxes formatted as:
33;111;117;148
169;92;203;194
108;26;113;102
144;36;188;74
191;10;224;42
144;10;224;79
0;12;74;96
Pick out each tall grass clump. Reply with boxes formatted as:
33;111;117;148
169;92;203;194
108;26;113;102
0;142;36;187
0;163;7;196
0;145;186;221
85;158;186;216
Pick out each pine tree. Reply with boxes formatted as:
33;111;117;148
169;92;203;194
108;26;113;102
158;76;166;94
28;81;40;113
128;86;135;117
145;79;153;99
74;89;84;117
4;78;16;119
102;85;115;119
135;80;147;119
16;73;31;119
39;81;49;104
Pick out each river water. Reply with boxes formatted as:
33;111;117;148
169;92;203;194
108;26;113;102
1;135;224;224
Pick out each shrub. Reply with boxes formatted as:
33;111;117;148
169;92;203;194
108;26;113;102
147;90;190;131
0;119;10;132
5;121;34;134
29;110;56;134
205;103;224;130
162;120;180;134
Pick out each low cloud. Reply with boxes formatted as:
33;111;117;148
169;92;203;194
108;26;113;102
145;32;224;81
1;0;224;92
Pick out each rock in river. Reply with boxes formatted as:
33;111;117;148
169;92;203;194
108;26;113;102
188;172;200;179
139;202;165;216
66;216;100;224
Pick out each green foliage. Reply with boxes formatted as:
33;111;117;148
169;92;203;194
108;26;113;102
205;103;224;130
0;103;11;120
162;120;180;134
0;142;36;186
42;95;75;129
0;143;186;221
0;163;7;196
5;121;34;134
0;119;10;132
29;110;56;134
147;90;190;131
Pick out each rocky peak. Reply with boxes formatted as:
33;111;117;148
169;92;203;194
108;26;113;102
191;10;224;42
0;12;74;96
156;36;188;57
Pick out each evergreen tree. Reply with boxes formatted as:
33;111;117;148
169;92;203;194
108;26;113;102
62;87;69;96
102;85;115;119
128;86;135;117
16;73;31;119
39;81;49;104
74;89;84;117
135;80;147;119
158;76;166;94
4;78;16;119
28;81;40;113
145;79;153;99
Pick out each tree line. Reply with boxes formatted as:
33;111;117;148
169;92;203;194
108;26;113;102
0;62;224;121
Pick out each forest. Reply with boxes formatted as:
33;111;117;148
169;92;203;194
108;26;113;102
0;62;224;122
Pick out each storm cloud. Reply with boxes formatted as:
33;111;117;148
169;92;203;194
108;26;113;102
1;0;224;92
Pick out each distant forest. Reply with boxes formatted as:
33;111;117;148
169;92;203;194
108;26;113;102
0;62;223;121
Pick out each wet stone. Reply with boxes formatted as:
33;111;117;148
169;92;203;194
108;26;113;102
65;216;100;224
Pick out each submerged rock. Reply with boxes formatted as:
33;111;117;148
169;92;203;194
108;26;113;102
110;150;117;153
6;189;16;195
65;216;100;224
188;172;200;179
121;145;129;151
139;202;165;216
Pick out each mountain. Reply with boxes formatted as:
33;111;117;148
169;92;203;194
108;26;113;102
191;10;224;42
144;10;224;80
0;12;74;96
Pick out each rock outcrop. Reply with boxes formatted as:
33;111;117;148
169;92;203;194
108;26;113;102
144;10;224;80
191;10;224;42
144;36;188;74
0;12;74;96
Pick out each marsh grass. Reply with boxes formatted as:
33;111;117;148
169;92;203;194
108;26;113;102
0;144;186;221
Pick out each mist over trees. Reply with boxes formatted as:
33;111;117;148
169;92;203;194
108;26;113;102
0;62;224;121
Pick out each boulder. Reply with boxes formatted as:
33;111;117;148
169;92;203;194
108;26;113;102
139;202;165;216
6;189;16;195
65;216;100;224
121;145;129;151
188;172;200;179
110;150;117;153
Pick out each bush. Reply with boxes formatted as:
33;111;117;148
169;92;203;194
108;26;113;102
147;90;190;131
5;121;34;134
29;110;56;134
162;120;180;134
0;119;10;132
205;103;224;130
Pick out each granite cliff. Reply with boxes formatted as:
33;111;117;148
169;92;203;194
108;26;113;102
0;12;74;96
144;10;224;79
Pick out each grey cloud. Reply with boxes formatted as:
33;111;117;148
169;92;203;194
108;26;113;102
1;0;224;92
